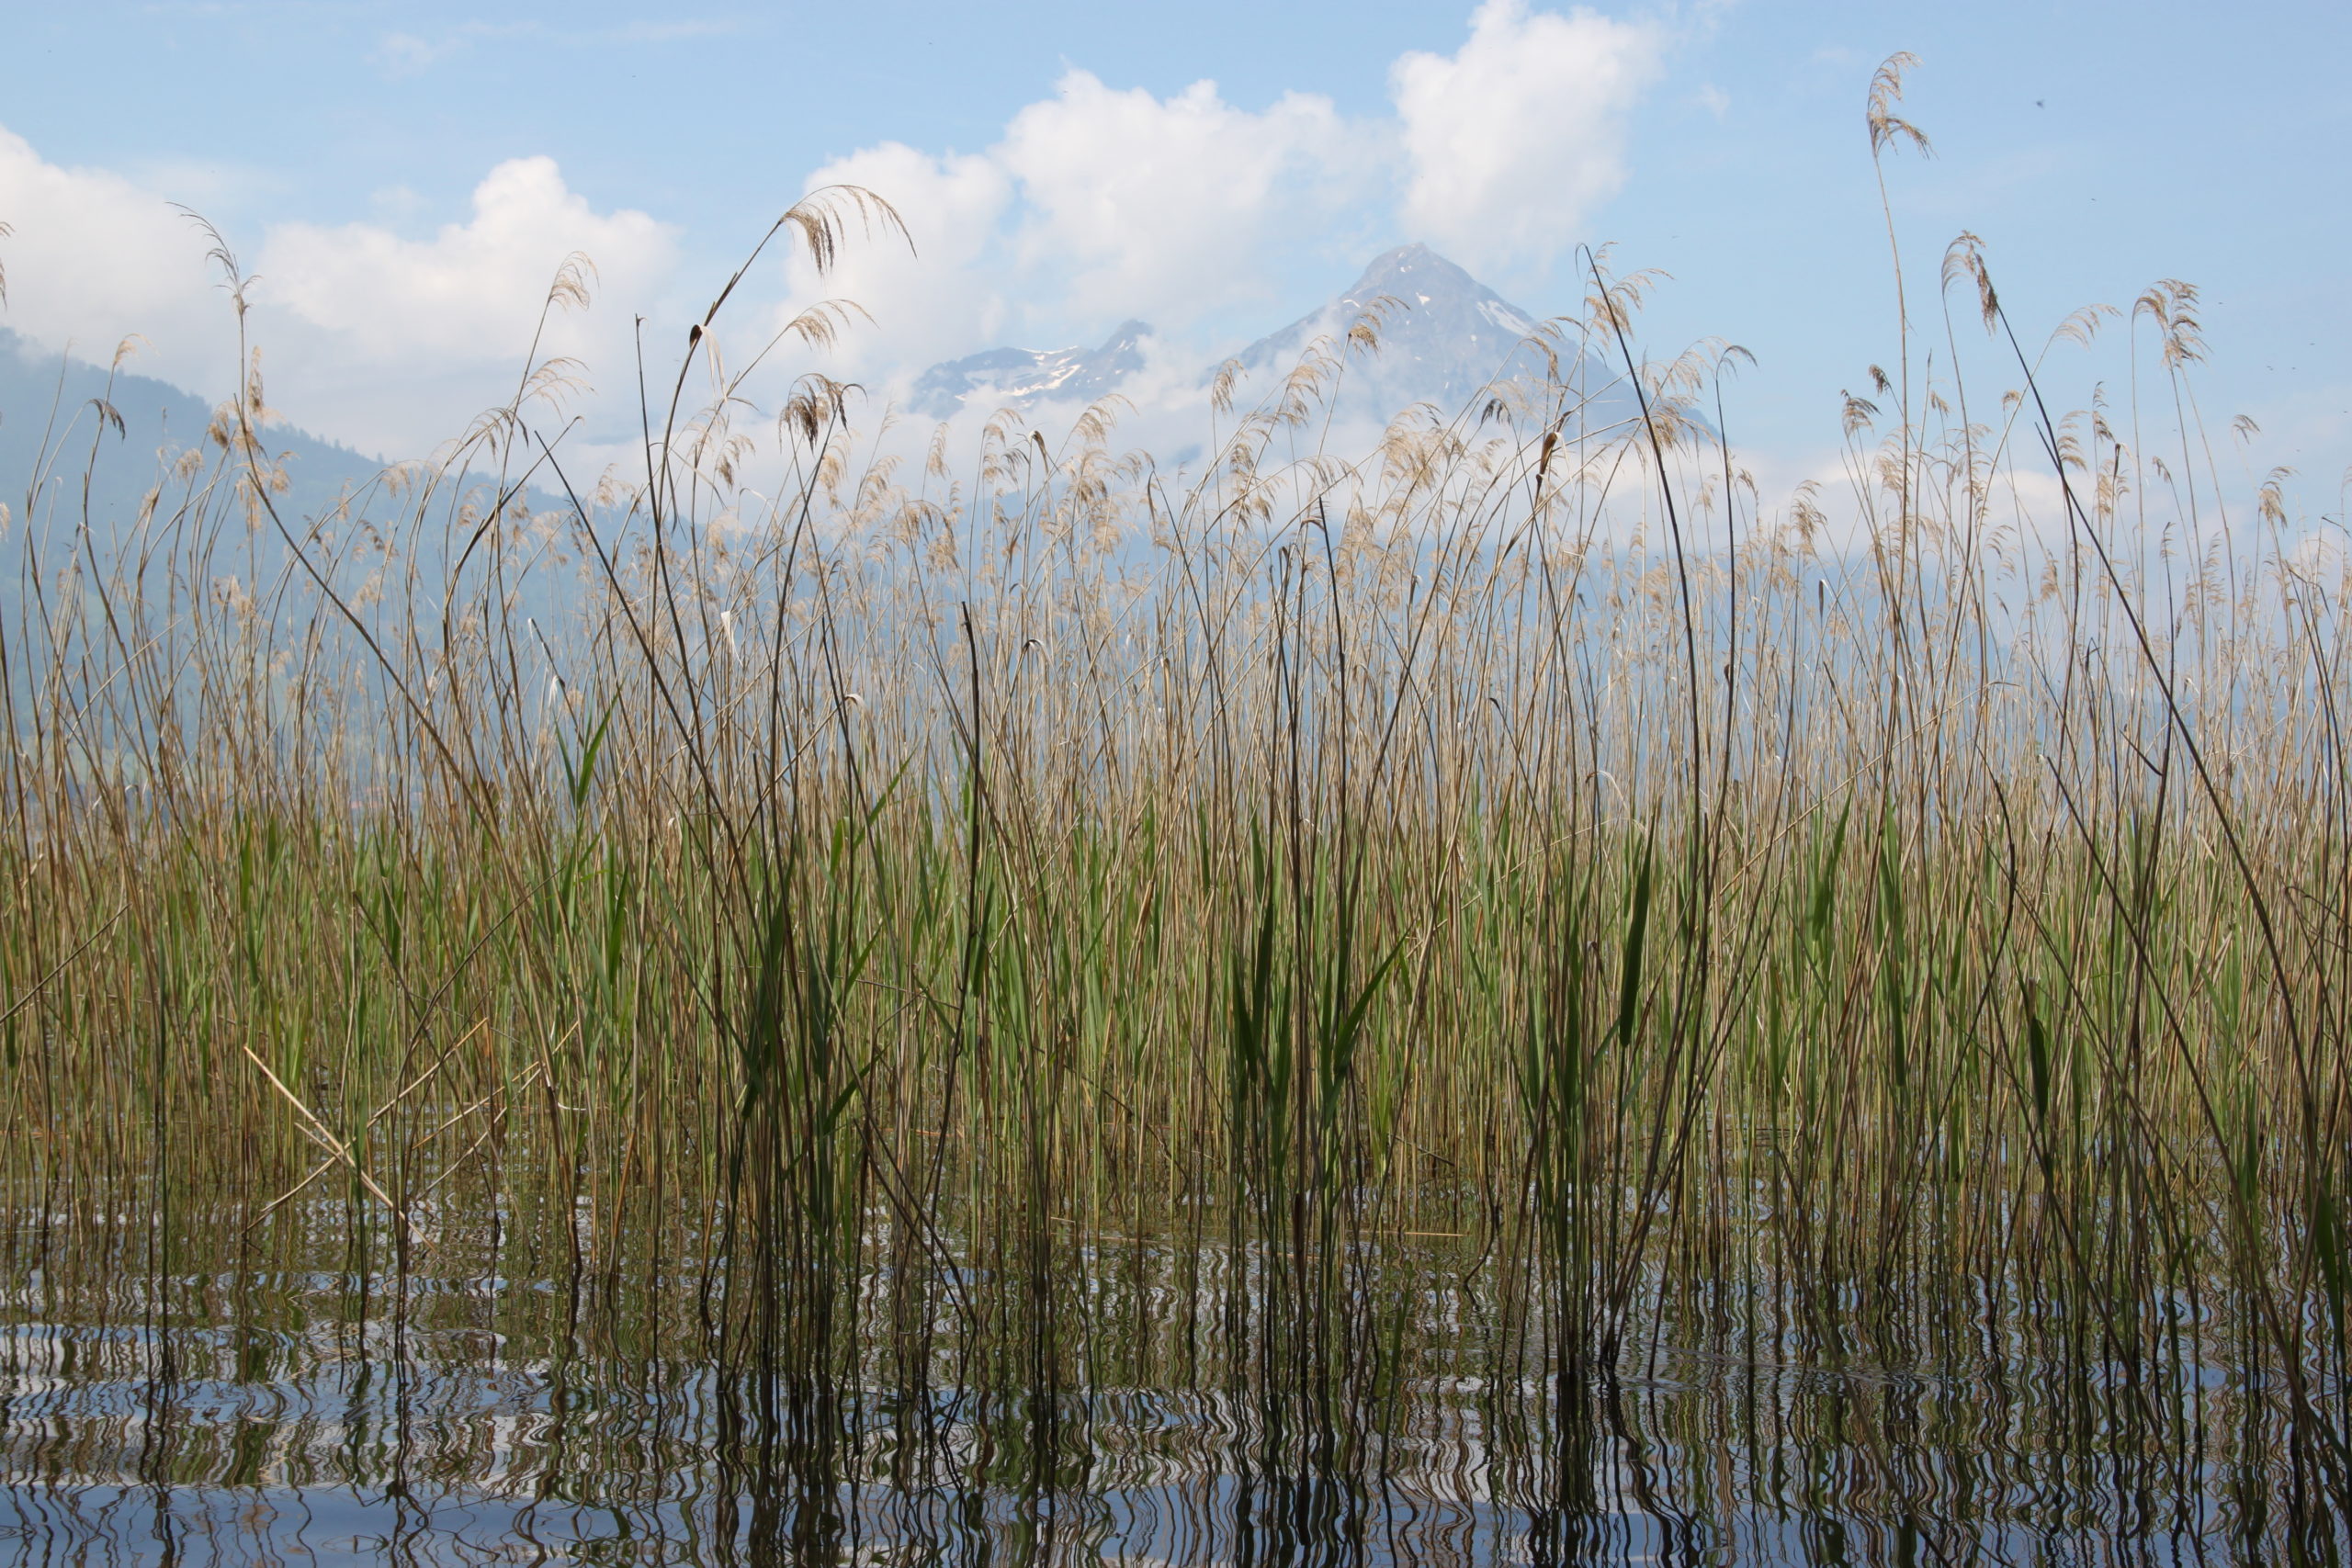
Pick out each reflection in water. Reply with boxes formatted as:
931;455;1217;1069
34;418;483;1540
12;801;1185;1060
0;1181;2335;1565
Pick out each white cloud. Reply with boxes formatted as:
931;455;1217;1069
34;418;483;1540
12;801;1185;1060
998;71;1372;326
259;156;673;366
254;157;676;453
776;141;1012;380
0;130;679;456
0;125;232;385
771;70;1379;412
1392;0;1663;274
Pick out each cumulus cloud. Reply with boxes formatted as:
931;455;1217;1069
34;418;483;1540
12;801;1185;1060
1392;0;1663;274
773;70;1376;404
0;125;232;384
775;142;1012;379
259;156;673;366
255;157;677;452
998;72;1372;325
0;132;677;456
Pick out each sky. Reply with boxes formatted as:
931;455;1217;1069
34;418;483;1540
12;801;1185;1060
0;0;2346;502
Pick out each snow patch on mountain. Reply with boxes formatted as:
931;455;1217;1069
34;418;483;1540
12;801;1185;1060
1217;243;1571;423
910;320;1152;421
903;243;1646;443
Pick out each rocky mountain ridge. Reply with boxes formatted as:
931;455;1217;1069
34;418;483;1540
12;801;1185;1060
910;319;1152;421
910;243;1636;430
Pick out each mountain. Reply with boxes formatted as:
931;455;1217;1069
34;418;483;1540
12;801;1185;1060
0;328;401;543
1222;243;1555;418
910;319;1152;421
909;246;1643;434
1218;243;1665;438
0;331;593;649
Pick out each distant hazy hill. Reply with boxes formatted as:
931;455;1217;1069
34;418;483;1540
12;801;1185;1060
910;319;1152;421
0;328;398;541
0;332;592;648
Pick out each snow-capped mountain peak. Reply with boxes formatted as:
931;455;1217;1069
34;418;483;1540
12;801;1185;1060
1220;243;1551;413
909;320;1151;421
903;244;1636;434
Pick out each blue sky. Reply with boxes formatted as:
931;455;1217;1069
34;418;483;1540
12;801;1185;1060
2;0;2345;491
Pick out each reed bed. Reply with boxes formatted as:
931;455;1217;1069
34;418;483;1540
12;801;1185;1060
3;108;2348;1561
